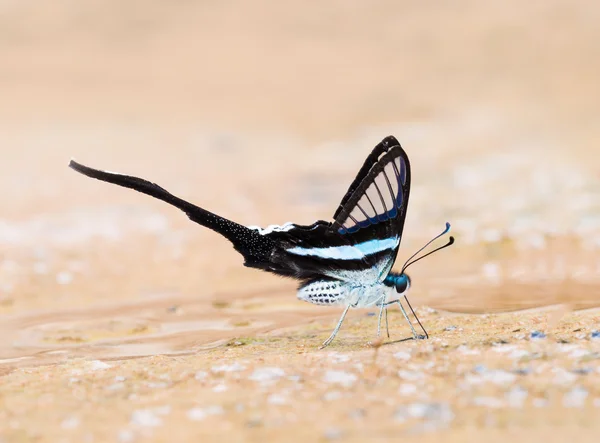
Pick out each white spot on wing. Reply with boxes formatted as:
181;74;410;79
247;222;295;235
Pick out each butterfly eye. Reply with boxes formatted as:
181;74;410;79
395;274;410;294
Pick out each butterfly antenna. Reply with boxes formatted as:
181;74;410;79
402;236;455;273
401;222;451;273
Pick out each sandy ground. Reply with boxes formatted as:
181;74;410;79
1;1;599;442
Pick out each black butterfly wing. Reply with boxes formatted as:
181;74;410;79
333;139;410;236
260;136;411;284
331;137;411;274
69;138;410;287
333;135;402;220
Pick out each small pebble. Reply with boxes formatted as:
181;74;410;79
61;416;80;430
131;409;162;427
106;382;125;391
323;370;357;387
329;353;350;364
533;398;549;408
481;262;501;282
530;331;546;340
458;345;480;355
212;383;227;393
398;383;417;396
444;325;457;331
397;370;424;381
56;271;73;285
249;367;285;383
393;350;411;361
323;391;343;401
195;371;208;381
153;406;171;416
211;362;245;373
348;409;366;420
323;427;343;440
187;405;224;421
473;397;504;409
506;386;528;408
33;262;49;275
89;360;111;371
118;429;135;443
395;402;454;424
563;386;588;408
552;368;578;385
187;408;207;421
509;349;531;359
267;394;288;405
571;367;593;375
473;364;487;374
487;370;517;385
246;417;263;428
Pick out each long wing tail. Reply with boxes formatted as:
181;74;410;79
69;160;276;264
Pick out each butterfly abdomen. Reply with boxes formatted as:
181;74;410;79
297;279;349;306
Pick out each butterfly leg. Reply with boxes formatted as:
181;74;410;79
376;298;386;338
392;299;419;339
320;305;351;349
384;308;390;338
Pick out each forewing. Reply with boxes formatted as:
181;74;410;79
331;140;411;270
333;135;400;219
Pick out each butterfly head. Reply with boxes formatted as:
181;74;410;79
384;272;411;295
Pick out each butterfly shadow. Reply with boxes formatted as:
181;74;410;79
381;335;427;346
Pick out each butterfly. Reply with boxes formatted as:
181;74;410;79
70;135;454;348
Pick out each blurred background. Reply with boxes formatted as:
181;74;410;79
0;0;599;363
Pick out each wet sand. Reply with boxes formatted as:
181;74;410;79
1;1;599;442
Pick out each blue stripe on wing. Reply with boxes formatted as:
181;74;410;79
338;205;396;234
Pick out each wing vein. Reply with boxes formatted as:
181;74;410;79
355;202;371;220
382;168;396;205
373;181;389;214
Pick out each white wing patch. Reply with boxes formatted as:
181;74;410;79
322;256;397;285
247;222;295;235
